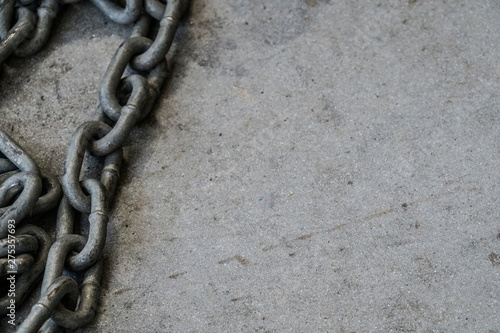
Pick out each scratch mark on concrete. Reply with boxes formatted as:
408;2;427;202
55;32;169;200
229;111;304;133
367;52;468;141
218;255;250;265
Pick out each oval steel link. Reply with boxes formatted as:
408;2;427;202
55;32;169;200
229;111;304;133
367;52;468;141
90;75;150;156
17;276;79;333
0;0;16;39
0;225;52;316
51;260;104;328
99;36;153;121
65;179;109;271
0;7;36;64
62;121;111;213
31;173;63;216
0;233;38;256
41;234;86;290
0;129;40;174
0;174;24;207
34;234;85;332
90;0;142;25
0;171;42;238
132;0;189;71
0;253;34;276
14;0;59;57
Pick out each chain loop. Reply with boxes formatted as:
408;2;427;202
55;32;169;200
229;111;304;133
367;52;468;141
132;0;188;71
0;225;52;316
91;75;150;156
0;129;40;175
100;36;154;121
65;179;109;271
31;173;63;216
0;0;16;38
14;0;59;57
0;7;36;63
0;171;42;238
0;253;34;275
0;233;38;256
62;121;122;213
17;276;79;333
51;260;103;328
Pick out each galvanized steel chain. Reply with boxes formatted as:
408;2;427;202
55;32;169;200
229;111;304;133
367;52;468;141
0;0;59;64
0;130;62;324
1;0;189;331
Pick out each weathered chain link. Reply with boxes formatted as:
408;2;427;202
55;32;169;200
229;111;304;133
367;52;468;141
0;0;59;64
0;225;52;317
0;130;62;237
1;0;189;331
0;130;62;321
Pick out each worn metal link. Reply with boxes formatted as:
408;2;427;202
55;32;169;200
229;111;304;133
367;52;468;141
93;74;150;155
65;179;109;271
0;129;62;319
99;36;156;121
14;0;59;57
1;0;189;330
0;129;44;238
31;173;63;216
0;130;40;175
0;234;38;257
62;121;123;213
0;0;59;64
0;172;41;237
17;276;79;333
133;0;188;70
0;253;34;275
0;224;52;316
0;130;62;236
0;7;36;64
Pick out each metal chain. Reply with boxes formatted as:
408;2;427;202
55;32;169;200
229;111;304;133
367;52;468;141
0;0;59;64
0;130;62;320
1;0;189;331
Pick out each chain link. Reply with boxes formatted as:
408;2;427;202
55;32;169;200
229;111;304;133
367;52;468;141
0;225;52;317
1;0;189;330
0;0;59;64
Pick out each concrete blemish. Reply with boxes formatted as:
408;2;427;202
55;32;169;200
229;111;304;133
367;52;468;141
218;255;250;265
305;0;317;7
295;233;313;240
168;272;187;279
488;252;500;266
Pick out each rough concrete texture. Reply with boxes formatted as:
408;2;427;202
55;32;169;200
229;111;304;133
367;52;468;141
2;0;500;332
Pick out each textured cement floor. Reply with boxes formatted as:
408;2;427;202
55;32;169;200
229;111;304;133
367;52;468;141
2;0;500;332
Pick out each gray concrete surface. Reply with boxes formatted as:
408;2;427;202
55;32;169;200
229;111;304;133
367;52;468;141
2;0;500;332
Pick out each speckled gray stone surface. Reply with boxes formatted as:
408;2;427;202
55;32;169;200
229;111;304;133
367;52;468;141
2;0;500;332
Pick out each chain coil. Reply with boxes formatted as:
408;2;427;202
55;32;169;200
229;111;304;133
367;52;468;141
1;0;190;331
